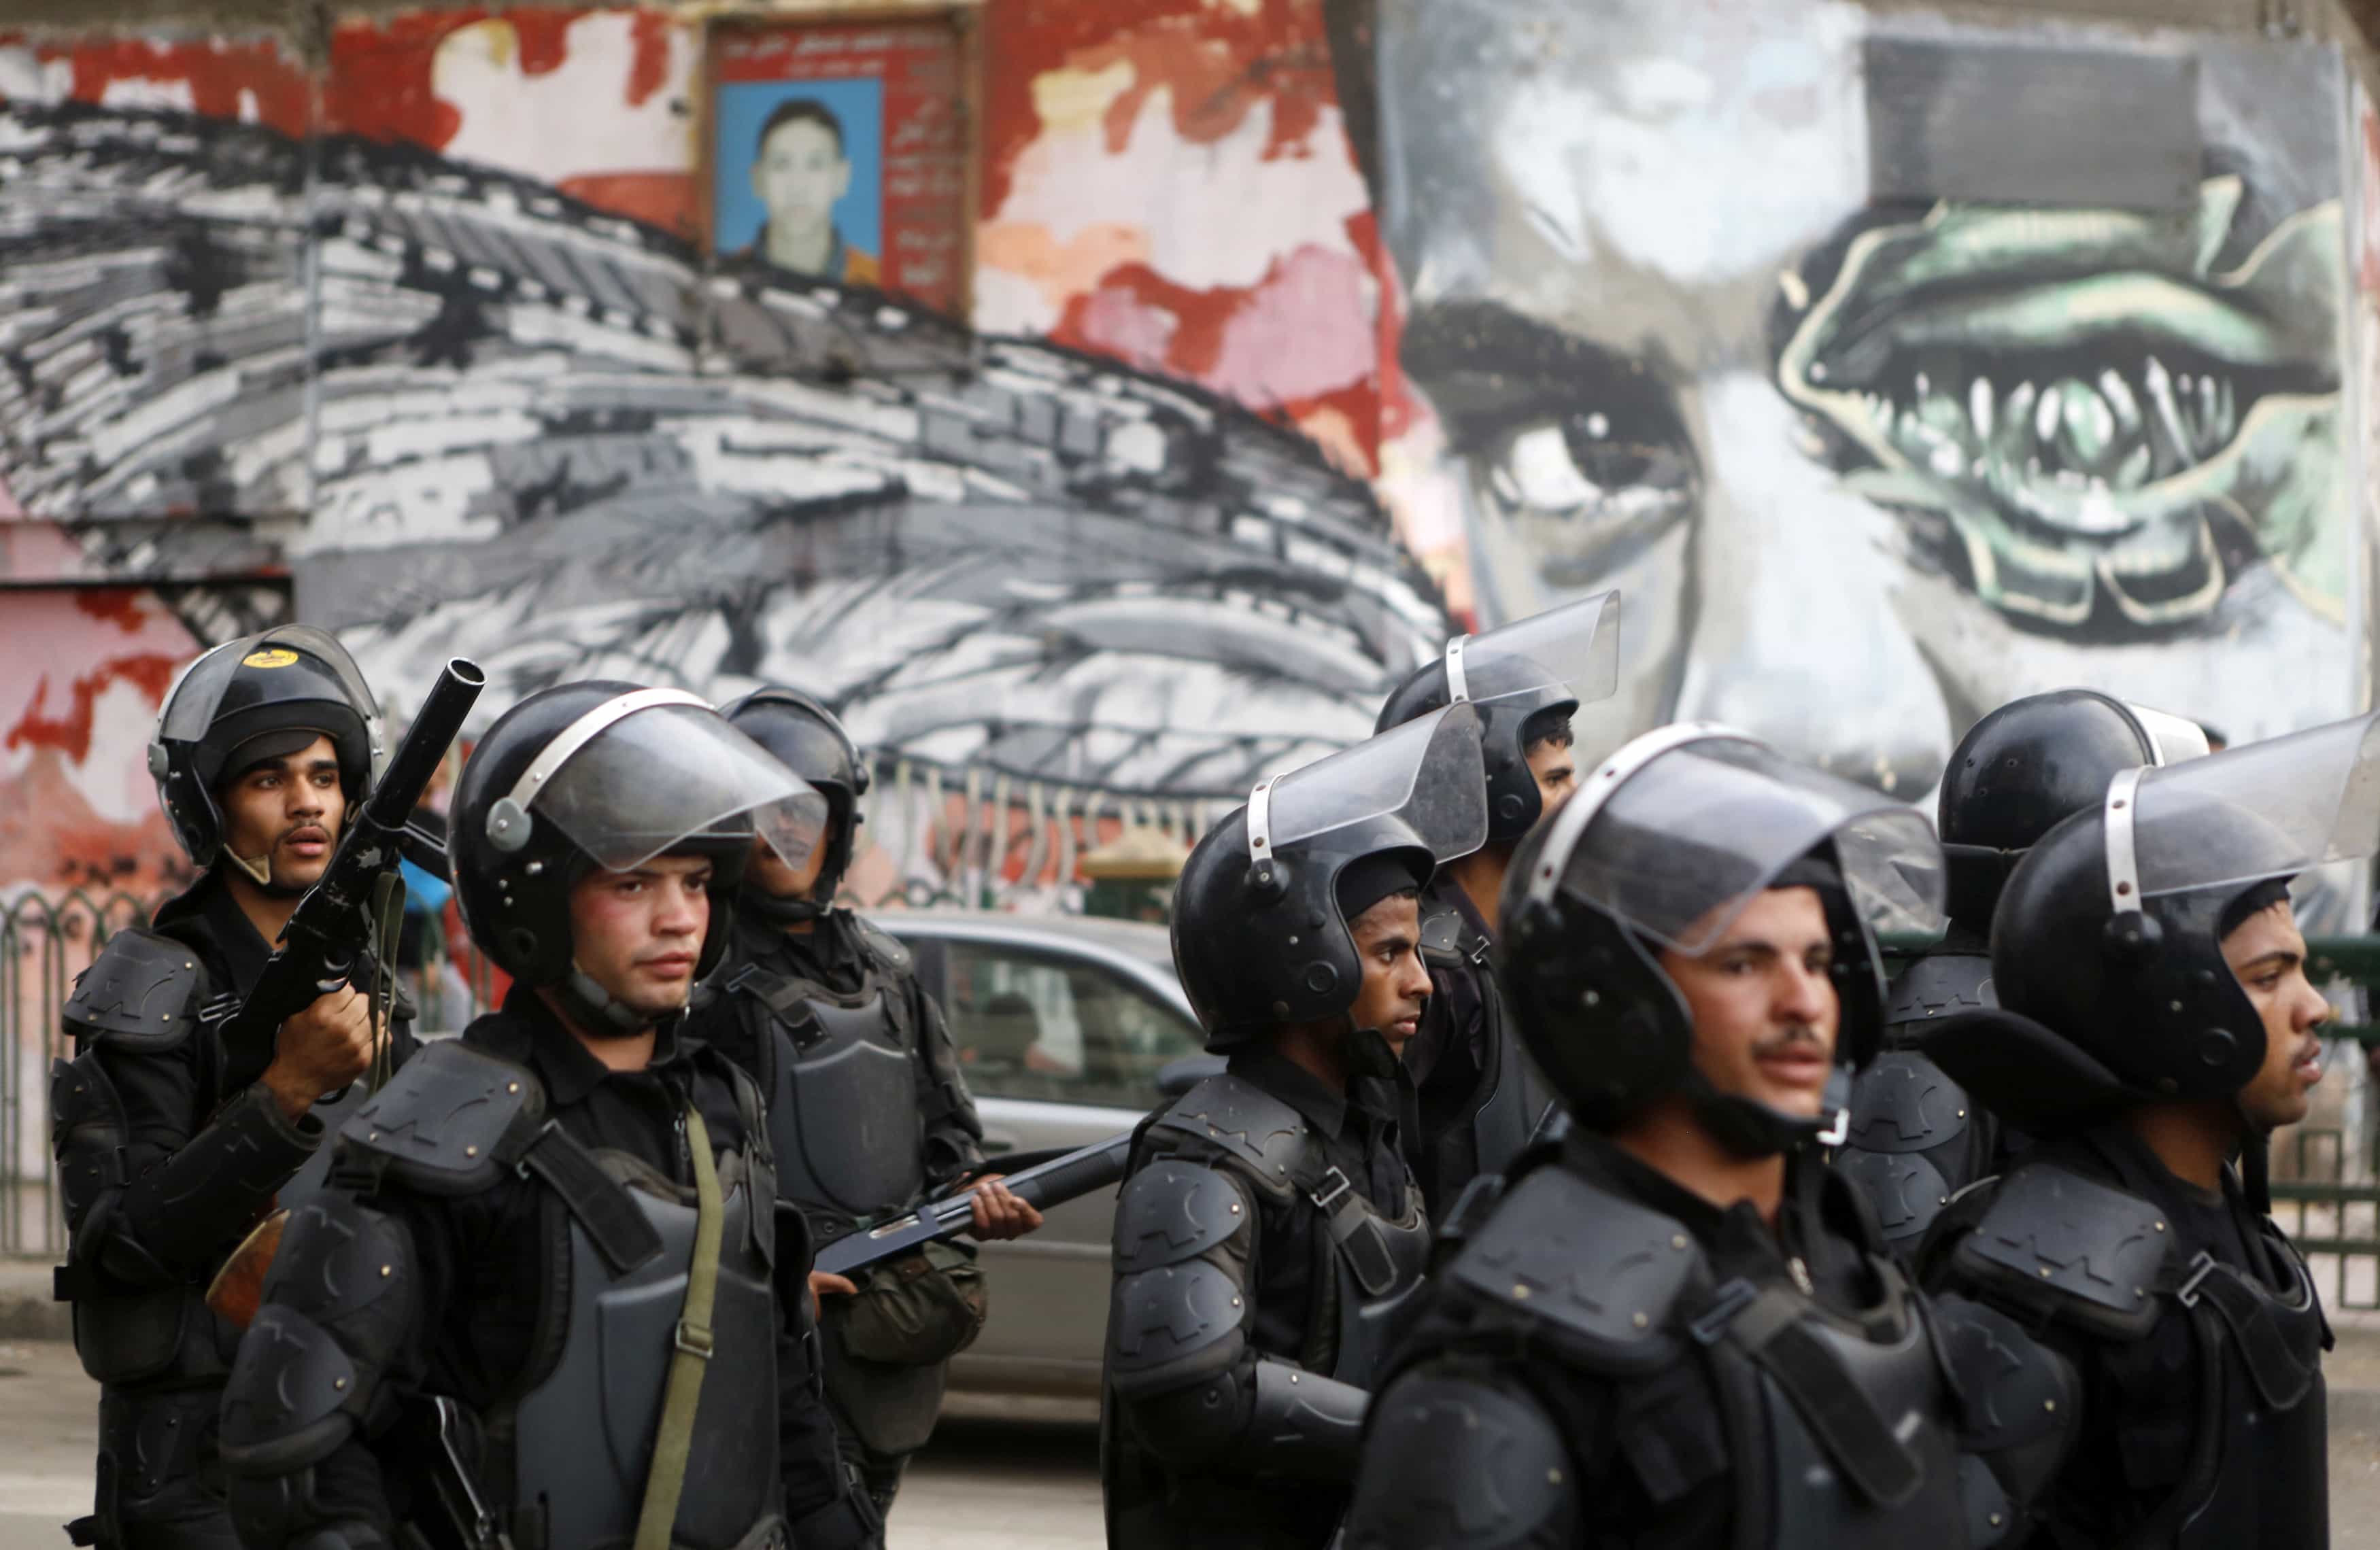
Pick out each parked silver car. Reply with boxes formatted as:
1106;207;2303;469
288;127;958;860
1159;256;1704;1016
871;910;1208;1401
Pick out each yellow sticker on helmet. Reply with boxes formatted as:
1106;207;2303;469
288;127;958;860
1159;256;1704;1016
241;648;301;669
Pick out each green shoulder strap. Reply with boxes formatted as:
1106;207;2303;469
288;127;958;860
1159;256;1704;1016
632;1105;724;1550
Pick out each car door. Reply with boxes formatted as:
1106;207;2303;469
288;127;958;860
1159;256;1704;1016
922;933;1204;1395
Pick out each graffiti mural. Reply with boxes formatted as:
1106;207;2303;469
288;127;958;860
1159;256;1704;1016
1331;0;2358;791
0;12;1446;907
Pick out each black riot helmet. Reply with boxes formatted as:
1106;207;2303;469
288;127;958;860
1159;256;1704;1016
1935;689;2209;929
1172;704;1489;1050
451;683;829;1035
148;623;386;875
1968;712;2380;1112
1374;591;1619;842
718;687;871;924
1497;724;1947;1156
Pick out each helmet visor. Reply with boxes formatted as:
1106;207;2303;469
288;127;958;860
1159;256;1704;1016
158;624;381;744
534;704;828;873
2130;710;2380;899
1452;591;1620;710
2121;701;2213;767
1261;703;1489;863
1554;734;1946;954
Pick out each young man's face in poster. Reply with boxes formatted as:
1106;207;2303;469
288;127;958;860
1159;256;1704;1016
753;108;851;255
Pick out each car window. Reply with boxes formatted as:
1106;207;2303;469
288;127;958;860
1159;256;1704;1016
941;940;1203;1111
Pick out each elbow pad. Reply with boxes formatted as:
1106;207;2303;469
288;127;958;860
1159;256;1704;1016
1127;1357;1366;1479
120;1084;321;1278
220;1193;418;1479
1343;1371;1575;1549
1931;1292;2079;1540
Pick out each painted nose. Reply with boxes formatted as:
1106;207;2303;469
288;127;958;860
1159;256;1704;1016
1671;375;1952;797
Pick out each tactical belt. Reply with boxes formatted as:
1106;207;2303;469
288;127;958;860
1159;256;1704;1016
1689;1277;1925;1508
631;1105;724;1550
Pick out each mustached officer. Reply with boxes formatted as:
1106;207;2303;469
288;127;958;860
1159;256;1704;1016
216;685;875;1550
695;687;1041;1517
1839;691;2209;1250
52;626;412;1550
1371;591;1619;1217
1102;706;1486;1549
1342;725;2074;1549
1916;715;2364;1547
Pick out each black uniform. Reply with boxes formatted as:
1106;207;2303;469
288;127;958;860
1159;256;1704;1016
52;872;415;1550
1402;878;1548;1218
216;988;859;1549
1343;1129;2068;1549
694;907;987;1511
1839;690;2206;1251
1907;709;2359;1549
1104;1049;1427;1549
1922;1124;2328;1548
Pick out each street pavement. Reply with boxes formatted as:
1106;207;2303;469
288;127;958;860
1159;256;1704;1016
0;1342;1106;1549
1;1336;2375;1547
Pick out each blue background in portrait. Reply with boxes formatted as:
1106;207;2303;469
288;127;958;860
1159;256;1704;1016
713;78;883;259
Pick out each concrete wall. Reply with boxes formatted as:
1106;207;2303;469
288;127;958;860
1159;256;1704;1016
0;0;2372;912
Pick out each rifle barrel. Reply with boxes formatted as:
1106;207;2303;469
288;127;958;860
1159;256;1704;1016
369;659;484;829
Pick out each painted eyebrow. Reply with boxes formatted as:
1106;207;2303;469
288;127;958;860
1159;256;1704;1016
1398;299;1689;452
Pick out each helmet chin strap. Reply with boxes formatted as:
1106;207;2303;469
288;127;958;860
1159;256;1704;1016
220;849;310;900
556;965;660;1039
738;880;828;926
1342;1021;1401;1082
1686;1063;1854;1158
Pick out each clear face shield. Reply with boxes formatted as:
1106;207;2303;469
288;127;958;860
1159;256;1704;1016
489;690;829;874
1444;590;1620;711
1249;702;1491;867
2109;709;2380;913
1527;725;1948;955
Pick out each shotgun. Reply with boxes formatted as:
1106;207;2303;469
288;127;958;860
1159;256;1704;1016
813;1129;1134;1278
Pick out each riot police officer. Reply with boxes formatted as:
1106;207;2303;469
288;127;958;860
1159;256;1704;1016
1839;691;2209;1247
216;683;876;1550
695;687;1039;1517
1371;591;1618;1217
1102;705;1484;1549
51;625;413;1550
1342;724;2071;1549
1915;716;2362;1547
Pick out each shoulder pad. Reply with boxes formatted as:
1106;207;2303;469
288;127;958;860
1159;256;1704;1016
1448;1163;1697;1375
1952;1162;2175;1340
1114;1160;1251;1272
63;929;206;1051
1346;1371;1574;1549
339;1040;545;1196
1844;1050;1972;1158
1885;950;1995;1027
1419;910;1466;959
849;914;913;975
1150;1074;1310;1202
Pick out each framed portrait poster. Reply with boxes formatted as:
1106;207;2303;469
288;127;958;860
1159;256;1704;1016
707;10;975;315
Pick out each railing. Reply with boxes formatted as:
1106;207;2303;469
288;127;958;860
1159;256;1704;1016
2;889;165;1258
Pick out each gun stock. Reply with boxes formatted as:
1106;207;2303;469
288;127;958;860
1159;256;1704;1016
215;659;484;1081
204;1208;288;1330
